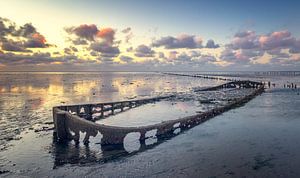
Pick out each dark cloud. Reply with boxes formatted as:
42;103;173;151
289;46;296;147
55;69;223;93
90;51;98;57
64;46;78;55
205;39;220;48
16;23;37;37
64;47;72;55
0;17;51;52
0;51;94;66
24;33;48;48
1;40;31;52
90;42;120;57
72;38;88;45
134;44;155;57
66;24;98;41
152;34;202;49
100;57;115;65
0;17;15;39
66;25;117;46
70;46;78;52
120;55;134;63
53;51;60;55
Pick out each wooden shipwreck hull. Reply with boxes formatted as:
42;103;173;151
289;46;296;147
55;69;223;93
53;80;264;146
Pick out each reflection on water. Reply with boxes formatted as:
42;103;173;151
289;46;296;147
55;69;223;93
0;72;222;147
51;129;180;168
0;72;299;177
96;100;201;127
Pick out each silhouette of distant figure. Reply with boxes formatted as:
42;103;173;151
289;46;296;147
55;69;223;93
284;84;286;88
272;83;276;88
268;81;271;88
295;84;297;89
291;83;294;88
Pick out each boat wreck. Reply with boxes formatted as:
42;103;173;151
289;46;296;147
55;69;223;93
53;80;264;146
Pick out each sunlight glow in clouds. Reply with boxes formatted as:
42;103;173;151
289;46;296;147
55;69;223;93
0;0;300;71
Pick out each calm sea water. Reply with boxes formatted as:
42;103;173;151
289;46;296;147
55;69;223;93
0;72;299;177
0;72;223;148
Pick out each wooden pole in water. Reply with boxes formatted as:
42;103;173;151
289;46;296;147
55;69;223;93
55;112;68;142
111;103;114;115
101;104;104;118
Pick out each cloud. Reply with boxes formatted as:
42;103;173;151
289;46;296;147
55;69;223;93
157;49;217;67
0;50;95;67
231;30;259;49
90;42;120;57
134;44;155;57
96;27;115;45
120;55;134;63
121;27;131;33
220;30;300;66
205;39;220;48
230;30;300;52
24;33;48;48
259;31;296;50
16;23;37;37
1;40;31;52
64;46;78;55
0;17;51;52
234;30;254;38
90;51;98;57
152;34;203;49
66;25;117;46
220;48;263;64
121;27;133;43
66;24;98;41
65;24;120;61
70;46;78;52
0;17;16;39
72;38;88;45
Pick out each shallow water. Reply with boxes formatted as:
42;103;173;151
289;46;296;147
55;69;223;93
0;72;299;177
0;72;222;148
96;101;200;127
96;88;256;127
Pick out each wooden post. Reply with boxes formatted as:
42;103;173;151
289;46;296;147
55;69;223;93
111;103;114;115
101;104;104;118
55;111;68;142
121;102;124;111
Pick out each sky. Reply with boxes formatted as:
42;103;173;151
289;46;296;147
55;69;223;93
0;0;300;71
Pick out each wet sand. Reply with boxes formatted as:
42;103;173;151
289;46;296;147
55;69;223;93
0;72;222;149
0;72;300;177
